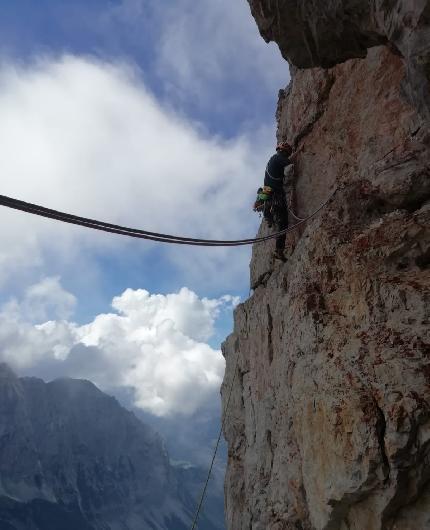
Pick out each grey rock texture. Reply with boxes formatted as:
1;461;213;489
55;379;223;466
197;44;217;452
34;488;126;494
222;10;430;529
0;364;222;530
246;0;430;126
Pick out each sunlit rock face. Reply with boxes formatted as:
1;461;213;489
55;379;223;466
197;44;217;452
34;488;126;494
222;4;430;529
0;364;222;530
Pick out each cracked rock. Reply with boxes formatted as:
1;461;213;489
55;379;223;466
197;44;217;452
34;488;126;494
222;17;430;530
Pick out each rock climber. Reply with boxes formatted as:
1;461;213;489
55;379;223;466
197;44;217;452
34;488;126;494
253;141;294;261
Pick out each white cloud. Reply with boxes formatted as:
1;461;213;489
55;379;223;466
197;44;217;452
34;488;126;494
0;279;239;416
154;0;287;97
108;0;289;112
6;277;77;323
0;55;273;291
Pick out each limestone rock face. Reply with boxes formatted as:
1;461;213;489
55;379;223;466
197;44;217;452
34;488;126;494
246;0;430;125
222;14;430;530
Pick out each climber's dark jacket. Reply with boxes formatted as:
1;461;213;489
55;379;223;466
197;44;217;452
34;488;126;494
264;151;292;192
263;151;292;251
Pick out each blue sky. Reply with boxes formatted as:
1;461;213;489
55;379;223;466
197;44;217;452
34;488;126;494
0;0;289;461
0;0;287;137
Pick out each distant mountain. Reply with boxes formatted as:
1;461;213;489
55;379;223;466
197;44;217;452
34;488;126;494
0;363;224;530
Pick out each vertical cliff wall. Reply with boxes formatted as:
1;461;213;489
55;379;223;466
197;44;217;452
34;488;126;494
222;3;430;530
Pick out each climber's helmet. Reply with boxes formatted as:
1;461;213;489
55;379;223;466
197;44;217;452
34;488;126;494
276;141;292;156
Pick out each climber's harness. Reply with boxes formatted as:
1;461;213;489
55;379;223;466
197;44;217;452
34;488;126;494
253;185;286;228
253;185;273;213
254;161;289;216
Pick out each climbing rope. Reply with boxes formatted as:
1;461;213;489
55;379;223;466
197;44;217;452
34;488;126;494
0;190;337;247
287;205;306;222
190;349;240;530
0;188;336;530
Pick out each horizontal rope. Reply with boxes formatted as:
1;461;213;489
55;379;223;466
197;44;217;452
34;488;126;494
0;190;337;247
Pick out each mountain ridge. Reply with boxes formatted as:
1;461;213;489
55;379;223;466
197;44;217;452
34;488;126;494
0;363;224;530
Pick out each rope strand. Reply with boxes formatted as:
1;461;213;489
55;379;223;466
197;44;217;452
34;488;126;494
0;190;337;247
287;206;306;222
190;349;240;530
0;189;338;528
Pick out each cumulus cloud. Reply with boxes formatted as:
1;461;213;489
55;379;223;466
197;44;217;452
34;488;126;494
0;279;238;416
0;55;272;291
3;277;77;323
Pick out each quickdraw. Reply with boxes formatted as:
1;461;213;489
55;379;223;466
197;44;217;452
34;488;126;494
253;186;273;212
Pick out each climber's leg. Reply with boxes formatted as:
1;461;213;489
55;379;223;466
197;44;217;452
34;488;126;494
273;195;288;261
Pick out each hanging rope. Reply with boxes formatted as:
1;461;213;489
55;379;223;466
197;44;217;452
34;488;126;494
0;190;337;247
287;205;307;222
0;188;338;528
190;349;240;530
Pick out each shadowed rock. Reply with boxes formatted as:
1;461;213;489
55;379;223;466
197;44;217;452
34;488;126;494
247;0;430;127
